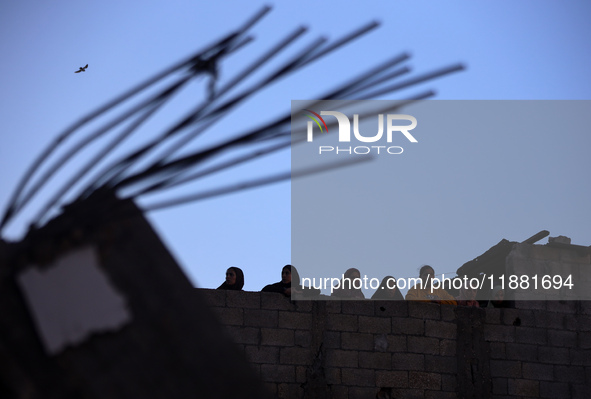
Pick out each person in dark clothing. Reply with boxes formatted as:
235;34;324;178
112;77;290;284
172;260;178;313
262;265;296;296
331;268;365;299
371;276;404;300
217;267;244;291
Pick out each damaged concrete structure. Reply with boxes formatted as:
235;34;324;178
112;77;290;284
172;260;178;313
457;230;591;302
0;193;269;399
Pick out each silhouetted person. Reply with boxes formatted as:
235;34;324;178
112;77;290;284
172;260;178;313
405;265;456;305
331;268;365;299
262;265;296;296
371;276;404;300
217;267;244;290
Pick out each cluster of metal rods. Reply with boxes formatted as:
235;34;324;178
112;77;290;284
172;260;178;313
0;6;463;237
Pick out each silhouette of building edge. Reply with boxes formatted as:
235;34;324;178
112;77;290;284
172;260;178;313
0;192;269;399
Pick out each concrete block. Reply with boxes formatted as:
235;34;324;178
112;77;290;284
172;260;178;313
322;330;341;349
439;339;456;357
260;364;295;383
325;300;341;313
484;324;515;342
407;336;440;355
244;309;278;328
375;370;408;388
329;385;348;398
244;345;279;364
441;374;457;392
485;308;501;324
341;368;375;387
577;315;591;332
358;352;391;369
546;300;577;314
295;366;307;383
408;302;441;320
294;330;312;348
227;290;260;309
507;378;539;397
515;300;546;311
277;382;303;398
386;335;407;352
440;305;456;321
425;320;456;339
572;383;591;399
408;371;441;390
570;348;591;366
374;301;408;317
294;300;313;312
325;349;358;368
548;329;577;347
214;307;244;326
392;317;424;335
342;300;375;316
260;328;294;346
538;347;570;365
325;367;341;384
358;315;391;334
577;331;591;349
425;355;457;373
225;326;260;345
533;310;565;330
502;308;534;327
491;377;507;395
200;289;225;307
277;311;312;329
522;362;554;381
348;386;379;399
515;326;547;345
504;343;538;362
326;313;358;332
280;347;311;365
489;342;506;359
392;353;425;371
424;392;458;399
374;334;388;352
261;292;295;310
341;332;374;351
390;388;423;399
490;360;521;378
554;365;585;384
539;381;571;398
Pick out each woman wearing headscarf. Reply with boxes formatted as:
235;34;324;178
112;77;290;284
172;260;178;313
371;276;404;300
262;265;297;296
331;268;365;299
217;267;244;290
487;285;512;308
405;265;456;305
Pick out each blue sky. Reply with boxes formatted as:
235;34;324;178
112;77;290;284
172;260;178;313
1;1;590;296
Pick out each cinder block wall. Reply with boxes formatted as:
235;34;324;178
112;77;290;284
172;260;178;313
200;289;591;399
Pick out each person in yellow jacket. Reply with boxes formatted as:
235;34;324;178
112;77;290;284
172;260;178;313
405;265;457;305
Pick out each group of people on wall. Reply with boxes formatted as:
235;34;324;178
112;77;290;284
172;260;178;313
216;264;511;308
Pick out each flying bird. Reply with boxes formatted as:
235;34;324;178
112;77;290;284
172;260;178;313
75;64;88;73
